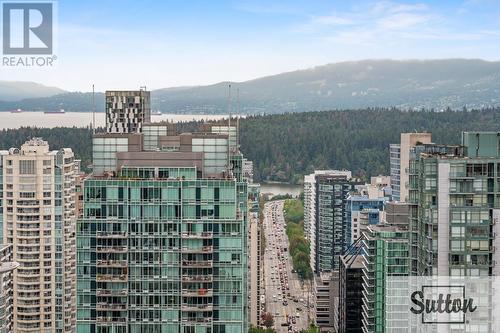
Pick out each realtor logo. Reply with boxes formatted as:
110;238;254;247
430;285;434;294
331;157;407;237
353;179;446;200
410;285;476;324
2;1;52;54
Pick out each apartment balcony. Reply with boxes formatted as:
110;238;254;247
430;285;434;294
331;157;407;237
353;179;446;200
96;289;128;297
96;317;127;324
182;275;213;283
96;303;127;311
96;260;127;268
16;202;40;207
181;232;213;239
181;304;213;312
96;274;128;282
181;288;213;297
96;231;128;239
96;246;127;253
182;317;212;324
181;246;213;254
182;261;212;268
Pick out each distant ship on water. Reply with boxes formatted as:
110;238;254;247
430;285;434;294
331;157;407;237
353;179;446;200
10;108;22;113
152;110;162;115
44;109;66;114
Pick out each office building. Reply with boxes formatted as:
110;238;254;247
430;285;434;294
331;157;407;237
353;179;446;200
0;138;77;333
105;90;151;134
338;255;363;333
390;133;432;202
77;123;250;333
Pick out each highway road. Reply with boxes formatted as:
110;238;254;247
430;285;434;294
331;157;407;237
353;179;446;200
262;200;313;333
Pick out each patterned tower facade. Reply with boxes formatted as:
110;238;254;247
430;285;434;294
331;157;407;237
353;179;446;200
105;90;151;134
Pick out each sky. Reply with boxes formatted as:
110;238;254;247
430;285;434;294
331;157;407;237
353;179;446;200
2;0;500;91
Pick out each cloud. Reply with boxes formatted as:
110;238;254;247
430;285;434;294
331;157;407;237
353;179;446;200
311;14;355;26
296;0;500;46
377;12;430;30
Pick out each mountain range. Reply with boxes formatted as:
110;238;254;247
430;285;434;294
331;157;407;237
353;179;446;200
1;59;500;114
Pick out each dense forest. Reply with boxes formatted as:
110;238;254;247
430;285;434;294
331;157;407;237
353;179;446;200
2;108;500;183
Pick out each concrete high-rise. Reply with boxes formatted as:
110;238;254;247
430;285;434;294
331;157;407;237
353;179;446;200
0;138;77;333
0;244;18;333
390;133;431;202
77;123;251;333
389;144;401;201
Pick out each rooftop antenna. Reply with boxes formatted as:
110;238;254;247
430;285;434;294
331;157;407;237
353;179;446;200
236;87;240;151
92;84;96;134
140;86;147;125
227;84;232;175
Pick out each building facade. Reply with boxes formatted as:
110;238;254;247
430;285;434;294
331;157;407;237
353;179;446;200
338;255;363;333
360;225;410;333
344;196;385;244
247;184;261;327
314;172;354;272
409;133;500;278
313;272;337;332
389;144;401;201
0;138;77;333
77;123;250;333
105;90;151;134
0;244;18;333
398;133;432;203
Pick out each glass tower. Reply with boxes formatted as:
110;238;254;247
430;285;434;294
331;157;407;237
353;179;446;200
77;123;249;333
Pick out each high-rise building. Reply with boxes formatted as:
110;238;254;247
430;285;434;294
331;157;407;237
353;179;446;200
389;144;401;201
77;123;250;333
0;244;18;333
409;132;500;277
344;195;385;244
0;138;77;333
390;133;432;202
400;133;432;203
313;271;337;331
360;224;410;333
105;90;151;134
314;171;355;272
338;254;363;333
247;184;261;327
303;173;316;241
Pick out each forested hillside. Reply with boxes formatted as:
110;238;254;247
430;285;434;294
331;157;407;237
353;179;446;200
240;108;500;183
0;127;93;169
2;108;500;183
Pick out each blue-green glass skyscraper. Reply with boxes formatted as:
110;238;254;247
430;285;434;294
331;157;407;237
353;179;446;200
77;120;249;333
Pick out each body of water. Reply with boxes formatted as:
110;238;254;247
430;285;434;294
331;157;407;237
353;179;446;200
260;182;302;197
0;112;228;129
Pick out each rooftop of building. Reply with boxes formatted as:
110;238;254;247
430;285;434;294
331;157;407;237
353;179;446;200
346;194;385;202
341;254;364;269
1;138;73;156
